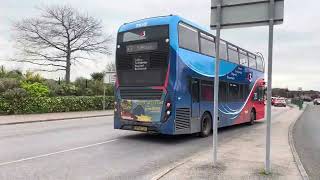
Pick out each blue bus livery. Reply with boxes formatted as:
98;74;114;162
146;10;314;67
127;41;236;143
114;15;265;136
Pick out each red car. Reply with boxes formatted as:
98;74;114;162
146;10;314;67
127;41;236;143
271;97;276;105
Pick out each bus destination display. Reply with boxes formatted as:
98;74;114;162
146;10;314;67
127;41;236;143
126;42;158;53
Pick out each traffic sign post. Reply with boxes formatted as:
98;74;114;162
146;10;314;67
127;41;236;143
211;0;284;173
265;0;275;174
212;0;222;167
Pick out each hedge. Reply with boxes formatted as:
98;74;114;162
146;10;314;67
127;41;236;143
0;96;114;115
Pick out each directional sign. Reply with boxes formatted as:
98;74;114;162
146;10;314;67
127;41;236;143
210;0;284;174
211;0;284;29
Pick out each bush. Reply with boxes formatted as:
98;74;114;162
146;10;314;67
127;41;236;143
0;78;20;93
5;70;23;79
1;88;28;113
82;88;94;96
0;65;6;78
3;88;27;100
24;71;43;83
21;82;50;97
105;84;115;96
74;78;95;96
43;79;60;96
91;81;104;95
74;77;89;87
0;98;9;114
64;84;78;95
0;96;114;115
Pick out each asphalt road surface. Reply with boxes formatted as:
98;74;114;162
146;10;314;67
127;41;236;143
0;107;288;180
293;104;320;179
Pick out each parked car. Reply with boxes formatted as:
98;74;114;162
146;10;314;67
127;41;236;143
271;97;276;105
274;98;286;107
314;98;320;105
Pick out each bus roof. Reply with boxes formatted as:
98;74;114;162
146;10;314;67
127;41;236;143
119;15;209;33
118;15;264;67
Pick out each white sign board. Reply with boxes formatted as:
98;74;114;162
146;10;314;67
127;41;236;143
109;74;116;84
211;0;284;29
104;73;116;84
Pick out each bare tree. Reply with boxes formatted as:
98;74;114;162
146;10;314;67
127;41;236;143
12;5;112;83
105;61;116;73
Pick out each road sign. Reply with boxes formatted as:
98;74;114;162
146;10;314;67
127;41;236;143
109;74;116;84
211;0;284;29
210;0;284;174
104;72;116;84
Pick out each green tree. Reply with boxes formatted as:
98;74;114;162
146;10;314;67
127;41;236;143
91;72;105;82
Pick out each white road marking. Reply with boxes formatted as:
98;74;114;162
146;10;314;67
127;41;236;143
0;139;118;166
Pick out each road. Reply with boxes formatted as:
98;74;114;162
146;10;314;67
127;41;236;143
293;104;320;179
0;107;288;180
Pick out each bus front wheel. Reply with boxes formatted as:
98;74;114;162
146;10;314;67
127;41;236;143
199;113;212;137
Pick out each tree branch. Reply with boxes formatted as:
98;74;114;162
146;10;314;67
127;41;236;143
9;59;66;68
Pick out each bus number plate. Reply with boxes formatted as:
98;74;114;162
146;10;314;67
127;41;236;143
133;126;148;132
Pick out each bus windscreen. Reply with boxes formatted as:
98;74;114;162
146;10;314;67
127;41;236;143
119;26;169;43
116;25;169;87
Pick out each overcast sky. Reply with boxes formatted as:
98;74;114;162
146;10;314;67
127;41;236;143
0;0;319;91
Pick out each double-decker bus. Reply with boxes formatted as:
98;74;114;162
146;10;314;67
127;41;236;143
114;15;265;137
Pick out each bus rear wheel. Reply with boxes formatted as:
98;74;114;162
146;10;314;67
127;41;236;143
200;113;212;137
248;110;256;125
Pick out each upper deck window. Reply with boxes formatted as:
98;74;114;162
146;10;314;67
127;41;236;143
256;56;264;72
228;45;239;64
239;50;248;67
248;55;257;69
119;25;169;43
200;33;216;57
219;41;228;60
179;23;199;52
239;50;249;67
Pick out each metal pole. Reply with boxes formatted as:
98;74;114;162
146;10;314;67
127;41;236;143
213;0;222;167
103;76;106;111
103;85;106;110
265;0;275;174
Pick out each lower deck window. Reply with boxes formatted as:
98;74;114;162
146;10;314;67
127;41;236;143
201;80;214;101
219;82;250;103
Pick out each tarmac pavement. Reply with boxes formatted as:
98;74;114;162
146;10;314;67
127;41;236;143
293;104;320;179
159;106;305;180
0;106;301;180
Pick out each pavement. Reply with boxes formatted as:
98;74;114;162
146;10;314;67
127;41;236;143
293;104;320;179
158;106;306;180
0;106;304;180
0;110;113;125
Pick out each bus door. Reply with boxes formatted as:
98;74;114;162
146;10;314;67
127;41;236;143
254;86;265;119
191;79;200;118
